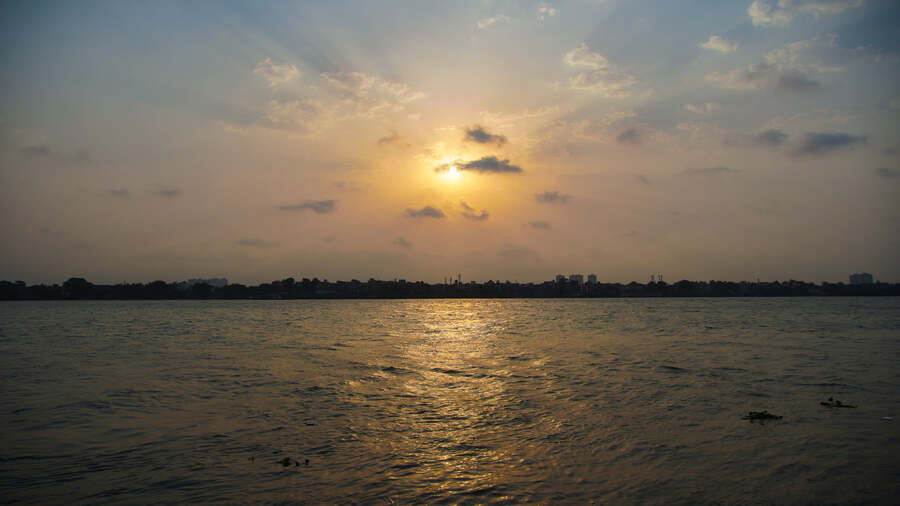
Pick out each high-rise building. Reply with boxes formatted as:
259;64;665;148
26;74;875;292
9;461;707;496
569;274;584;285
555;274;567;283
849;273;873;285
587;274;597;284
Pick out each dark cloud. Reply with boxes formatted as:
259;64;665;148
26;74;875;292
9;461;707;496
685;166;738;175
20;145;53;158
793;132;867;156
463;125;507;146
376;130;408;147
405;205;445;218
753;129;789;147
235;238;279;248
392;236;412;248
776;72;821;92
19;144;91;164
616;128;641;145
460;201;489;221
635;175;652;186
277;199;337;213
153;188;182;198
436;156;523;175
535;191;571;204
106;188;129;198
527;221;551;229
875;167;900;179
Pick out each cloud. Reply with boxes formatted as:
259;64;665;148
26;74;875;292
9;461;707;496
793;132;866;155
701;35;737;53
635;175;652;186
277;199;337;213
564;43;636;98
753;128;789;147
480;106;557;126
392;236;413;248
153;188;182;198
321;71;425;116
19;144;91;165
537;3;557;20
253;57;300;87
406;205;445;218
257;98;323;133
875;168;900;179
764;34;847;73
376;130;408;147
20;145;52;158
706;63;819;92
497;244;541;261
235;238;279;248
106;188;129;198
464;125;507;146
685;166;738;175
460;201;489;221
616;127;642;145
527;221;551;229
435;156;523;174
684;102;721;114
535;191;571;204
477;15;510;29
748;0;864;27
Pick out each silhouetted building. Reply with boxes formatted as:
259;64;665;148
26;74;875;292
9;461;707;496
588;274;597;284
849;273;873;285
555;274;567;283
569;274;584;285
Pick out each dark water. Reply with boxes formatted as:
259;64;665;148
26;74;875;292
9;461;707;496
1;298;899;504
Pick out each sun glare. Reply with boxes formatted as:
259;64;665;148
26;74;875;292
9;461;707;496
437;156;462;183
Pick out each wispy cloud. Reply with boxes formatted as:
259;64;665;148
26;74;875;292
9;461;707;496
535;191;570;204
477;15;510;29
392;236;413;248
706;63;820;92
235;238;279;248
616;127;642;145
376;130;408;147
253;57;300;87
107;188;129;198
748;0;864;27
277;199;337;213
793;132;866;156
435;156;523;174
460;201;489;221
537;3;557;20
463;125;507;146
684;102;721;114
685;166;738;176
753;128;789;147
701;35;737;53
321;71;425;116
564;43;636;98
527;221;551;229
153;188;182;198
875;167;900;179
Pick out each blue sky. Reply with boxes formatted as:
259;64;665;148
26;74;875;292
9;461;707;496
1;0;898;283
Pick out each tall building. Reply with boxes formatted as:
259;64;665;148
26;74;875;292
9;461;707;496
569;274;584;285
849;273;873;285
587;274;597;284
555;274;567;283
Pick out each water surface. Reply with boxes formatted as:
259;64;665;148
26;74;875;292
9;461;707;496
1;298;899;504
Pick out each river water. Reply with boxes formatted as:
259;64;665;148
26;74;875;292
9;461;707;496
1;298;898;504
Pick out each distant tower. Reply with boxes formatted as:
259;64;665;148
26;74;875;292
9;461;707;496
658;274;663;283
457;273;461;284
650;274;655;283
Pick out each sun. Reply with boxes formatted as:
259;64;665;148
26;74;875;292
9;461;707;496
437;156;462;183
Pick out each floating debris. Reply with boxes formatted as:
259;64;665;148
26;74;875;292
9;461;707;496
742;410;783;421
820;397;856;408
305;419;317;426
279;457;292;467
305;459;310;465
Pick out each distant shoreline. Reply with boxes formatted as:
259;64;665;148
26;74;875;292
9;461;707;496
2;278;898;300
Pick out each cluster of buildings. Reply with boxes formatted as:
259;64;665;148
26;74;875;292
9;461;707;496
555;274;600;285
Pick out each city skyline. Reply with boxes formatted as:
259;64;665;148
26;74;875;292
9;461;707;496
2;1;899;285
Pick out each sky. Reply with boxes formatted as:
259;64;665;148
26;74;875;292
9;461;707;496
1;0;898;285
